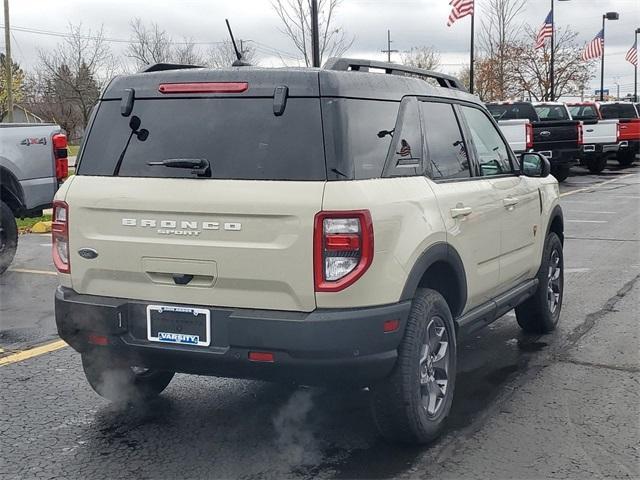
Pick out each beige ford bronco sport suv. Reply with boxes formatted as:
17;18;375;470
53;59;564;444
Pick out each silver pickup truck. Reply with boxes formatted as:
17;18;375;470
0;123;68;273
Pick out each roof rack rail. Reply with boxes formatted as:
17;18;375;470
324;57;467;92
141;63;203;73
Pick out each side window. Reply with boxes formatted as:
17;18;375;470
420;101;471;180
461;106;513;177
383;98;423;177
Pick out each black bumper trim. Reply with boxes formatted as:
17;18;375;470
55;287;411;385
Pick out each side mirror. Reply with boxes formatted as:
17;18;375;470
521;152;551;178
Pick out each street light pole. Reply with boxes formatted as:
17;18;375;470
311;0;320;67
600;12;620;102
3;0;13;123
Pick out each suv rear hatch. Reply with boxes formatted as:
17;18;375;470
67;70;326;312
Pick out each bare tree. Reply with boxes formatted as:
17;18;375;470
401;46;441;71
478;0;526;99
127;18;205;69
35;24;115;138
271;0;353;66
510;27;595;101
206;41;257;68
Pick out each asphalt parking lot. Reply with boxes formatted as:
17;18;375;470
1;164;639;479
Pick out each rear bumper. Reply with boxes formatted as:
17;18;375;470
55;286;411;386
618;140;640;153
579;142;618;156
534;148;579;167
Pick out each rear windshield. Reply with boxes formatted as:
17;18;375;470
599;103;638;120
534;105;570;121
486;103;538;122
78;98;327;180
568;105;598;120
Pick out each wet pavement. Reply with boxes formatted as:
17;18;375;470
1;163;639;479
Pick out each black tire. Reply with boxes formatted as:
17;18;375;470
81;350;174;403
370;288;457;444
617;149;636;167
587;156;607;174
551;166;570;182
0;200;18;275
515;232;563;334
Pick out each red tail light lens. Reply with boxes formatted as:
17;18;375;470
577;123;584;146
52;201;70;273
616;122;621;142
314;210;373;292
158;82;249;94
52;133;68;181
525;122;533;150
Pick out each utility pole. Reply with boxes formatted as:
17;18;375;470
381;30;398;63
311;0;320;67
3;0;13;122
469;9;475;94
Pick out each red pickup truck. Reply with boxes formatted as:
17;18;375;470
598;102;640;166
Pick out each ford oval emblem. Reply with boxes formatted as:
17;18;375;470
78;248;99;260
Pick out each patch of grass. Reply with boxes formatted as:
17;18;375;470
16;214;52;230
68;145;80;156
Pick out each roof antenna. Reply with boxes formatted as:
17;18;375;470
225;19;251;67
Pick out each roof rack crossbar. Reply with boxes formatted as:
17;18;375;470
324;58;467;92
141;63;203;73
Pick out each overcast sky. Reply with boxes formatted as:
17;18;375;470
5;0;640;96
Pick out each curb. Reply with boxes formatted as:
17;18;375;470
31;221;52;234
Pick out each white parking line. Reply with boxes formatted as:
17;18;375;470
565;210;615;214
559;173;635;198
565;268;591;274
566;220;608;224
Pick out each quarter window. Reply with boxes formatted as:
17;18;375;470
383;98;423;177
461;106;513;177
420;101;471;180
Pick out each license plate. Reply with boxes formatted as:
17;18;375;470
147;305;211;347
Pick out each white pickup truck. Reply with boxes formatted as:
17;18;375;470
565;102;618;174
493;118;531;154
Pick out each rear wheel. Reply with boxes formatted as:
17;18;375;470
515;232;563;334
370;288;457;444
551;166;570;182
0;200;18;274
81;350;174;403
617;149;636;167
587;156;607;174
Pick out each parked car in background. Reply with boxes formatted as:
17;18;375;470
487;101;581;182
0;123;68;273
598;102;640;166
492;118;532;155
566;102;618;173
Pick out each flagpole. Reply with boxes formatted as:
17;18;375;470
600;15;606;101
470;7;475;94
635;29;639;102
550;0;554;101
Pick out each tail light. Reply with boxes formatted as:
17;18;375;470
159;82;248;94
577;123;584;146
52;201;70;273
314;210;373;292
52;133;68;181
616;122;621;142
525;122;533;150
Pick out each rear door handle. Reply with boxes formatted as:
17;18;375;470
503;197;520;209
451;206;473;218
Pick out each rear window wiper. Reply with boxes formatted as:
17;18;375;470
147;158;211;177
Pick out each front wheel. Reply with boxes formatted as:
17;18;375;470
515;232;563;334
81;351;175;403
370;288;457;444
0;200;18;274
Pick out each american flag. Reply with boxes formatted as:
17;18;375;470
582;30;604;61
399;139;412;157
535;11;553;49
625;40;638;66
447;0;474;27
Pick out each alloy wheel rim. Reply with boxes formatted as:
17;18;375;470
0;225;5;253
547;249;562;313
419;316;450;417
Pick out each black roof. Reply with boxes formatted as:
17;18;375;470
102;59;480;105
